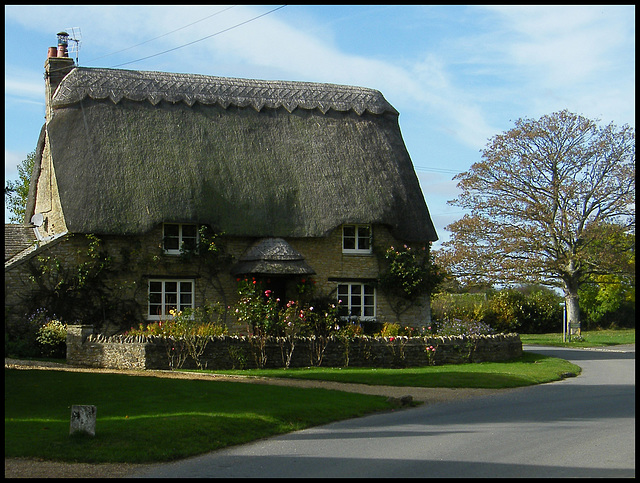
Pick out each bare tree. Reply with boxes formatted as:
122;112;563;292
438;110;635;329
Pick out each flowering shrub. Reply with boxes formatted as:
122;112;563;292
378;323;427;337
425;344;437;365
127;303;227;369
232;278;348;367
127;304;227;338
234;277;280;337
304;295;341;339
295;277;317;299
36;319;67;358
304;296;341;366
277;300;309;368
334;320;364;367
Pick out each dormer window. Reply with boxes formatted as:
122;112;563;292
342;224;371;254
163;223;198;255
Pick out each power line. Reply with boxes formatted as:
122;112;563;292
111;5;287;68
413;165;461;175
84;5;238;65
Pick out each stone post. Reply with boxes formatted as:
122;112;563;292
69;405;97;437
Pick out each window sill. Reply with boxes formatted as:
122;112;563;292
342;250;373;256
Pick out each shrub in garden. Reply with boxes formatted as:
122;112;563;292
234;277;280;337
5;309;43;358
278;300;306;368
5;308;69;359
433;287;563;334
127;303;227;369
379;322;401;337
36;319;67;358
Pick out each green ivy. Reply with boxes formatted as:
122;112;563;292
378;244;444;301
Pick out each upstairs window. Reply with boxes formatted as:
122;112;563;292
342;224;371;254
163;223;198;255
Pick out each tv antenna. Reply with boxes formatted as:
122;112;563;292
65;27;82;64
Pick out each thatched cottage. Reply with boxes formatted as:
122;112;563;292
5;37;437;335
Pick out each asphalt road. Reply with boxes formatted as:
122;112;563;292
130;345;635;478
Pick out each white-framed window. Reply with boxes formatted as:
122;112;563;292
163;223;198;255
342;224;372;254
337;282;376;320
148;279;195;320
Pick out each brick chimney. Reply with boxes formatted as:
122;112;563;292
44;32;75;123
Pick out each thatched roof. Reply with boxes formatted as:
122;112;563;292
231;237;315;276
52;67;398;116
36;67;437;242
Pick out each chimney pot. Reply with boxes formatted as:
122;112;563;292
56;31;69;58
48;47;57;58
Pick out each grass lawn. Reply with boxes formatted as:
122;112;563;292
5;369;392;463
198;352;581;389
5;351;581;464
520;328;635;347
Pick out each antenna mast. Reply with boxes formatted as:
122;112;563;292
65;27;82;64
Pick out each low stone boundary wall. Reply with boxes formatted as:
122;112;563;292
67;325;522;370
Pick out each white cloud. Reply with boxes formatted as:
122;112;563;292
478;5;635;124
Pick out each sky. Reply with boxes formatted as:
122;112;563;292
4;5;636;248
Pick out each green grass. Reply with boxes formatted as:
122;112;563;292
196;352;581;389
5;369;393;463
4;350;583;464
520;328;635;347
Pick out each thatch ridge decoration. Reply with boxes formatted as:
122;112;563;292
52;67;398;116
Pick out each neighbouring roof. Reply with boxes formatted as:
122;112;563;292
32;67;437;242
4;224;37;262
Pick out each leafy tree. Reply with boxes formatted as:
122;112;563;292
5;150;35;223
579;273;635;329
438;110;635;330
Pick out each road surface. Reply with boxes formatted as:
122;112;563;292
130;345;635;478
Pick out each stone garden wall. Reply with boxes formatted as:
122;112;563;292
67;325;522;371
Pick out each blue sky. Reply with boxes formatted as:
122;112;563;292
4;5;636;247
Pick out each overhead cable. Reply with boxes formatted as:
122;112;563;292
111;5;287;68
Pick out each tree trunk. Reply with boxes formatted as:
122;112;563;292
563;283;581;336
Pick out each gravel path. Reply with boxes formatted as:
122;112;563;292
5;359;503;478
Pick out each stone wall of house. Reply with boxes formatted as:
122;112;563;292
67;324;522;370
288;225;432;330
7;224;435;338
4;234;86;327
